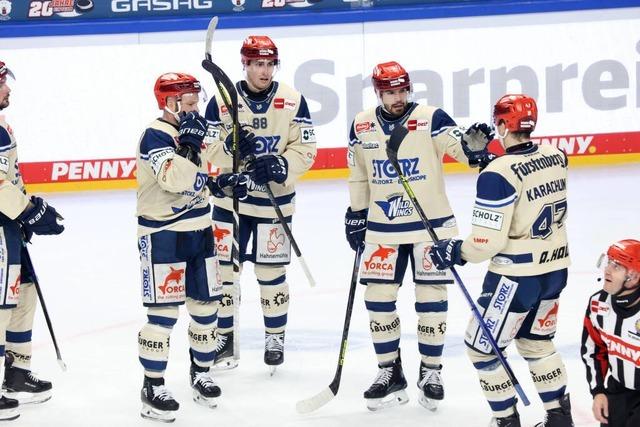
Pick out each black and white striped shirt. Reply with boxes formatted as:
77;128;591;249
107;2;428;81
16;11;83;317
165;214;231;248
581;290;640;395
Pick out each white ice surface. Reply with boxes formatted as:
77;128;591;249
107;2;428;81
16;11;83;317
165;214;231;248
17;164;640;426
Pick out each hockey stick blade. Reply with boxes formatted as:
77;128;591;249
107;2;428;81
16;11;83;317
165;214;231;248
296;386;335;414
202;59;238;112
205;16;218;61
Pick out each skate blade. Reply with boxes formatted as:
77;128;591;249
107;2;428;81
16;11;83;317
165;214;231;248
211;358;239;371
140;403;176;423
192;390;218;409
0;407;19;421
366;389;409;411
269;365;278;377
418;394;440;412
5;390;52;405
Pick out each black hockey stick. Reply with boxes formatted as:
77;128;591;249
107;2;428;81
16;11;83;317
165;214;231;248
203;16;241;361
202;17;316;288
385;125;530;406
21;244;67;372
295;246;362;413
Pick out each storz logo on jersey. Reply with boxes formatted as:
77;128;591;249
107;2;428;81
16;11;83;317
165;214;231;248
371;158;421;179
375;194;413;220
111;0;213;12
254;136;281;154
193;172;208;192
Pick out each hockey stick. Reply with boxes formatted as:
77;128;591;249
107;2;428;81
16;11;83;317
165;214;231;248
202;17;316;288
295;246;362;414
204;16;241;361
21;244;67;372
385;125;530;406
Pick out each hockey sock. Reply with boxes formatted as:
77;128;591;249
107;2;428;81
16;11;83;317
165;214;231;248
468;349;517;418
516;338;567;410
365;283;401;364
6;283;37;370
139;306;177;378
415;285;447;366
186;298;218;368
256;265;289;334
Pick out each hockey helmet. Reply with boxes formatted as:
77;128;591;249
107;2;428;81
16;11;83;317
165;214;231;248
0;61;15;83
603;239;640;274
372;61;411;92
241;36;279;65
493;94;537;133
153;72;202;110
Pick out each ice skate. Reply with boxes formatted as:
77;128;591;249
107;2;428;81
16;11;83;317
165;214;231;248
140;377;179;423
417;362;443;411
363;351;409;411
534;394;574;427
211;332;238;371
190;364;221;409
264;332;284;376
0;396;19;421
3;364;52;405
489;405;521;427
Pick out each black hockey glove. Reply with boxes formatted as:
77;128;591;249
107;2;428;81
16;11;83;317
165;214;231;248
247;154;288;185
224;127;258;161
18;196;64;238
462;122;494;168
344;207;367;251
207;173;251;200
176;112;207;167
429;239;466;270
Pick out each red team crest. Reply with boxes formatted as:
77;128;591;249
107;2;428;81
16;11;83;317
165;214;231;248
364;245;396;271
9;274;20;297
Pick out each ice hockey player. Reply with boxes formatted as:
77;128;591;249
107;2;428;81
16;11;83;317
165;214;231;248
582;239;640;427
204;35;316;374
0;60;65;421
430;94;574;426
136;72;247;422
345;60;493;411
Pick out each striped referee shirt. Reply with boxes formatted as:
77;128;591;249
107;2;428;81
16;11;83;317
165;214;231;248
581;290;640;395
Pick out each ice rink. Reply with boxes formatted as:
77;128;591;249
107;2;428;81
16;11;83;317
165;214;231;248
17;163;640;426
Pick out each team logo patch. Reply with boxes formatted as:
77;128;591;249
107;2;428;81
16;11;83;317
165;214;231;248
256;223;291;263
375;193;413;220
153;262;187;304
407;119;429;131
213;222;232;262
274;98;297;110
413;243;450;281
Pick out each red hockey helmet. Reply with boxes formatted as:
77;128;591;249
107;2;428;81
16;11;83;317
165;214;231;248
0;61;15;83
153;72;201;110
493;94;538;133
606;239;640;274
241;36;279;65
372;61;411;92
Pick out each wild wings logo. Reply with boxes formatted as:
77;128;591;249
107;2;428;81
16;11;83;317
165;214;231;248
375;194;413;220
261;0;322;9
28;0;94;18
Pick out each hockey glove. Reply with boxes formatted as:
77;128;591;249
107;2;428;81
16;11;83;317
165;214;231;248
344;207;367;251
178;112;207;153
18;196;64;238
462;122;494;168
429;239;466;270
224;127;258;161
247;154;288;185
207;173;250;200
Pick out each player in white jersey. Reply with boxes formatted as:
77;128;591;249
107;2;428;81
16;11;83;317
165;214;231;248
582;239;640;427
204;36;316;372
0;61;65;421
345;61;493;411
430;94;574;427
136;72;247;422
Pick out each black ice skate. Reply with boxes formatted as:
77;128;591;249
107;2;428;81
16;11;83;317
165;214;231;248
417;362;444;411
489;405;521;427
190;364;221;409
534;394;574;427
264;332;285;376
363;351;409;411
140;376;179;423
0;396;19;421
3;365;52;405
211;332;238;371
